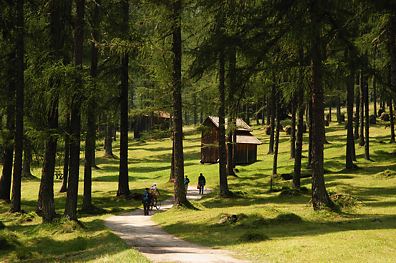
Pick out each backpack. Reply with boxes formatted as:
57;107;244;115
143;191;149;202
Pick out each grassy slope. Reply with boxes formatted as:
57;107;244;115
1;115;396;262
153;119;396;263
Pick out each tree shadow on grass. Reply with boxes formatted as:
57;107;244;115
160;212;396;247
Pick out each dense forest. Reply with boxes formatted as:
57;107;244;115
0;0;395;226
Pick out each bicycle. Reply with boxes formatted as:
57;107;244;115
149;196;161;211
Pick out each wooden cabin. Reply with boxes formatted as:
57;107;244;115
201;116;262;164
133;111;171;138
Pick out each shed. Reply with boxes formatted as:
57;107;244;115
201;116;261;164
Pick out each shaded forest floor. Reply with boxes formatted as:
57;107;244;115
1;116;396;262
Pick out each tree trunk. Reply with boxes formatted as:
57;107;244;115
359;72;365;146
307;97;313;168
336;97;341;124
0;78;15;202
293;47;304;189
363;69;370;160
104;118;114;157
389;14;396;143
82;0;100;209
37;100;58;221
22;139;33;178
293;89;304;189
193;92;197;126
117;0;130;197
266;94;271;125
169;133;175;181
272;96;280;178
354;82;360;139
268;83;275;154
390;99;395;143
172;0;188;206
290;96;296;159
65;0;85;221
218;47;229;196
310;11;334;210
373;76;377;117
10;0;25;213
346;68;356;169
60;113;70;193
328;106;332;122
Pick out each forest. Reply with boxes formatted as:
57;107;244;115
1;0;396;262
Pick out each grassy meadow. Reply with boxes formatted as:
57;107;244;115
1;111;396;262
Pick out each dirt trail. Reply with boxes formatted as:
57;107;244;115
104;187;248;263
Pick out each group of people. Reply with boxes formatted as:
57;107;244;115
183;173;206;194
142;173;207;216
142;183;160;216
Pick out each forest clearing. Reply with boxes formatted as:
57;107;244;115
1;0;396;262
2;119;396;262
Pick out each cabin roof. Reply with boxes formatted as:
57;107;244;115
205;116;252;132
236;135;262;145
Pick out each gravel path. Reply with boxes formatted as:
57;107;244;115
104;187;248;263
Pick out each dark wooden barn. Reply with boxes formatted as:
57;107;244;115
201;116;261;164
133;111;171;138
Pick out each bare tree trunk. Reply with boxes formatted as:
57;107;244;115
60;113;70;193
83;0;101;209
390;99;395;143
10;0;24;213
117;0;130;197
0;68;15;202
310;8;335;210
363;69;370;160
346;66;356;169
22;139;33;178
268;83;275;154
336;97;341;124
272;96;280;178
307;97;313;168
290;96;296;159
359;72;365;146
293;47;304;189
172;0;188;206
354;82;360;139
218;46;230;196
65;0;85;221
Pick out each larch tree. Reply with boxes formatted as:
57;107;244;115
65;0;85;220
117;0;131;197
10;0;25;213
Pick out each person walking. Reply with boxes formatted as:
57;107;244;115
198;173;206;195
184;176;190;192
142;188;151;216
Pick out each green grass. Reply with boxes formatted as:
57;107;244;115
2;116;396;262
153;120;396;262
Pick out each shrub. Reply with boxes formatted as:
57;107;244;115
273;213;303;223
329;192;359;209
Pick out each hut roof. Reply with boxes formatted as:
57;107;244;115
154;111;171;119
236;135;262;145
206;116;252;132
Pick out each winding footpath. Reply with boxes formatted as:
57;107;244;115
104;187;248;263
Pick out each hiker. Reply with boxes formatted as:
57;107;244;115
198;173;206;195
142;188;151;216
150;183;160;198
149;183;160;210
184;176;190;192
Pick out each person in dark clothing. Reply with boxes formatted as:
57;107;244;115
142;188;151;216
184;176;190;192
198;173;206;195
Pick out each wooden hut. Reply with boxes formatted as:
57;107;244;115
201;116;261;164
